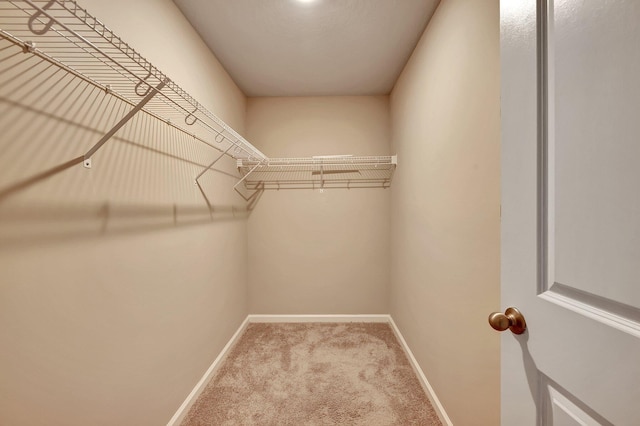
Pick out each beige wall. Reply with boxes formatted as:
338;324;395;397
1;0;501;423
0;0;248;424
389;0;501;425
246;97;390;314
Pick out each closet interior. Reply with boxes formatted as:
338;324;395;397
0;1;500;425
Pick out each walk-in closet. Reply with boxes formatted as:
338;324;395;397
0;1;500;424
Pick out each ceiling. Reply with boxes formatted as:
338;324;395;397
173;0;440;97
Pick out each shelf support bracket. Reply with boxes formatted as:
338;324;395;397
83;79;167;168
194;143;235;183
234;160;265;201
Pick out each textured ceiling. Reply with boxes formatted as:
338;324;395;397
173;0;440;97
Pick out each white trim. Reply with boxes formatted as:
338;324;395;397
247;314;390;323
166;316;250;426
388;316;453;426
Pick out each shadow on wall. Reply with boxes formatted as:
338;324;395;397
0;45;260;251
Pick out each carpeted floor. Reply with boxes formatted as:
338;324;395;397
181;322;442;425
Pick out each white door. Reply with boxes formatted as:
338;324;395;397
500;0;640;424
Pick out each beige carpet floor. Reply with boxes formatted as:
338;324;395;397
181;322;442;425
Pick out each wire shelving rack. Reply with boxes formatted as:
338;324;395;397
0;0;397;192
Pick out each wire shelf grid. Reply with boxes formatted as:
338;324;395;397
1;0;397;191
237;156;397;190
0;0;267;161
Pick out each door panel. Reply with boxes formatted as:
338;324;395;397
501;0;640;425
547;385;603;426
552;0;640;307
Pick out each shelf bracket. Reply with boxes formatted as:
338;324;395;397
83;79;167;168
234;160;265;201
194;143;235;183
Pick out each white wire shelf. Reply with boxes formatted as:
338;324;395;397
0;0;267;165
0;0;397;193
236;156;397;190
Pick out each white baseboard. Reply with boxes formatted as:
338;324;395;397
247;314;390;323
388;316;453;426
166;316;250;426
167;314;452;426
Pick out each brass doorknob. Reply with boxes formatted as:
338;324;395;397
488;307;526;335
